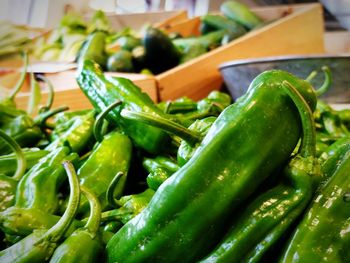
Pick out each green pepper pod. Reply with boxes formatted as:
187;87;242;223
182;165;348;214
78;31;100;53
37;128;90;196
220;0;263;29
0;207;83;237
0;161;80;263
106;70;316;263
280;150;350;263
143;156;179;190
45;110;95;154
0;148;49;176
0;129;26;211
49;186;103;263
177;116;216;166
77;30;108;69
76;130;132;214
15;146;79;214
76;59;171;154
200;80;320;263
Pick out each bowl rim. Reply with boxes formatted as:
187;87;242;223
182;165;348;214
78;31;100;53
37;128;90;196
219;54;350;70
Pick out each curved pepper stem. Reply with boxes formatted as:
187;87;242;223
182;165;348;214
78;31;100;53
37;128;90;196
120;109;202;145
282;81;316;158
36;75;55;113
93;100;122;142
106;172;124;208
34;105;69;128
43;161;80;242
0;129;26;181
305;66;332;97
8;52;28;100
81;185;101;238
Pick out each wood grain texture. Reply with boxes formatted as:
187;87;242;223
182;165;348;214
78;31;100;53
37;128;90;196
14;70;158;111
156;3;325;101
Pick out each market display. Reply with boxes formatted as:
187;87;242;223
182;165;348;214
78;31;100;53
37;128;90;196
0;0;349;262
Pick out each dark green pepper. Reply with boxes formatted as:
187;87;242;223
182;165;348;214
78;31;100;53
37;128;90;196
15;146;79;214
177;116;216;166
49;186;103;263
76;59;171;154
0;161;80;262
143;156;179;190
98;188;155;225
0;129;26;211
280;150;350;262
106;70;316;262
200;80;321;263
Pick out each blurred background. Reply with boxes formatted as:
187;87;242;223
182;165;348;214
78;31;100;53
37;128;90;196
0;0;349;31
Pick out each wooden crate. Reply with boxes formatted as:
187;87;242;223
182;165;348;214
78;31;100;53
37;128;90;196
156;3;325;101
324;31;350;54
13;70;158;111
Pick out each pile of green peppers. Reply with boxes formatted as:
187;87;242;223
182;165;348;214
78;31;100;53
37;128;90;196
1;58;350;263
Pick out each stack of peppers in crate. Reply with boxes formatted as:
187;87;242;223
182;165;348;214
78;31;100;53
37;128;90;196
0;56;349;262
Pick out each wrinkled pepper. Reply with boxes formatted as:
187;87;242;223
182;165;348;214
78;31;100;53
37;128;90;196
0;161;80;263
106;70;317;263
143;156;179;190
15;146;79;214
0;129;26;211
45;110;95;154
49;186;103;263
76;130;132;215
76;59;171;154
280;149;350;262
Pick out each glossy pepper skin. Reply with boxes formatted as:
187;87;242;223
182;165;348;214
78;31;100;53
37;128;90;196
143;156;179;190
0;207;83;237
177;116;216;166
76;59;171;154
0;161;80;263
200;81;321;263
45;111;95;154
15;146;79;214
106;70;317;263
0;114;43;154
280;150;350;263
0;129;26;211
0;148;49;176
49;186;103;263
76;131;132;214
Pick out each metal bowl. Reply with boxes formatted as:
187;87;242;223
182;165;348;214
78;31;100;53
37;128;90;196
219;55;350;104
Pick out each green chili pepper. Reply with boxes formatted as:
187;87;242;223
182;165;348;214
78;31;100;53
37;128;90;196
157;97;197;114
0;106;68;154
177;116;216;166
76;59;171;154
200;80;321;263
106;70;317;263
0;129;26;211
45;110;95;154
76;130;132;214
15;146;79;214
319;137;350;180
49;186;103;263
98;188;155;225
280;150;350;262
77;30;108;69
0;148;49;176
0;161;80;263
0;206;83;237
143;156;179;190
